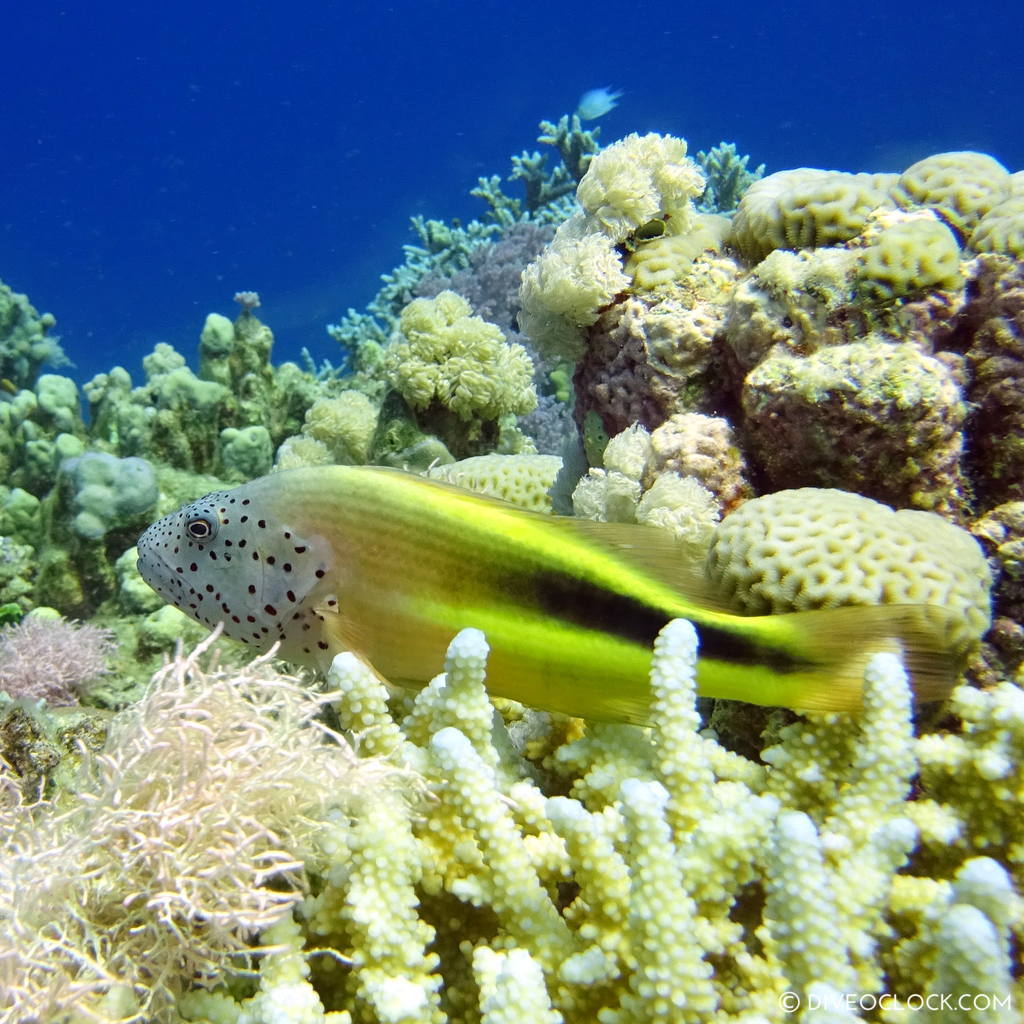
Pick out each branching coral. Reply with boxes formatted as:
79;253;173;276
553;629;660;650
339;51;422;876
166;625;1020;1024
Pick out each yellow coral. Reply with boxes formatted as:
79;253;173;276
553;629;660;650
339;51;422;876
302;391;378;464
387;291;536;420
729;168;898;262
426;453;562;512
969;193;1024;257
624;214;730;291
857;210;964;300
895;150;1010;233
576;132;705;240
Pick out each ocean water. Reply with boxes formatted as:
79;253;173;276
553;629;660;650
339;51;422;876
3;0;1022;385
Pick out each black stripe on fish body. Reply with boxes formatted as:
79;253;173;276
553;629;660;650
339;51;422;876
529;569;814;673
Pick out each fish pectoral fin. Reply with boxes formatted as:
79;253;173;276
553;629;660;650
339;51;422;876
314;602;374;660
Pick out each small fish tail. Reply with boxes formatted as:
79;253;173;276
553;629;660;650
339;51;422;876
749;604;965;712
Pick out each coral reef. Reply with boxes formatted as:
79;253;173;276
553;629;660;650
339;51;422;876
740;338;968;516
4;625;1015;1023
694;141;765;215
0;636;399;1024
1;111;1023;1024
962;255;1024;506
425;453;563;512
383;291;536;458
0;278;64;390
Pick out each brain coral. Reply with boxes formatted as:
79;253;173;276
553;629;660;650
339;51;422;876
705;487;992;651
856;211;964;301
426;453;562;512
728;169;898;263
623;214;730;291
970;193;1024;258
741;339;968;516
895;151;1010;234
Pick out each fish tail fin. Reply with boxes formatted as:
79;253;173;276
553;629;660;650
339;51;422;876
720;598;966;712
762;604;966;713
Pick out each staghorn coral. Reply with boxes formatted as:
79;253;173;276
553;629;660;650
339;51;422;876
3;624;1019;1021
694;142;765;215
251;624;1017;1023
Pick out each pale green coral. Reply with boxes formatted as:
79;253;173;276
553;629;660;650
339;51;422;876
218;425;273;481
60;451;159;540
895;151;1010;234
426;453;562;512
575;132;705;240
570;423;722;550
856;210;964;301
0;278;63;390
386;291;537;422
518;131;709;362
4;622;1021;1022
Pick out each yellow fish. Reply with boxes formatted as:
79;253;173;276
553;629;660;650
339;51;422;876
136;466;960;722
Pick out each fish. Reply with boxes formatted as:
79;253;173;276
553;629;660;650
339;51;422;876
575;86;623;121
136;465;961;723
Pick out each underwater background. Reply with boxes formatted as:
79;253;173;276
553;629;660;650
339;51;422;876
4;0;1024;384
3;1;1024;1021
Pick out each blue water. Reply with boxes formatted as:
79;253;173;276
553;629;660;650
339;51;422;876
4;1;1023;385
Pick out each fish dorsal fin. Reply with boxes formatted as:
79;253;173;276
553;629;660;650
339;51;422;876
541;516;741;615
362;467;739;613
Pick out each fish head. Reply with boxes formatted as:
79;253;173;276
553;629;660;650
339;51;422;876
137;479;337;662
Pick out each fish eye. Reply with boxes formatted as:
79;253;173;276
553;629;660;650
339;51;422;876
185;514;217;541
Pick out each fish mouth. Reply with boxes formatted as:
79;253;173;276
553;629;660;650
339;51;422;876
136;531;180;598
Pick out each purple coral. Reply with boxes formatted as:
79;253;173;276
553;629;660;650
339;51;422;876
416;222;555;337
0;616;116;704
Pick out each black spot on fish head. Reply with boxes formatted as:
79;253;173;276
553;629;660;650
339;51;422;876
136;480;333;653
